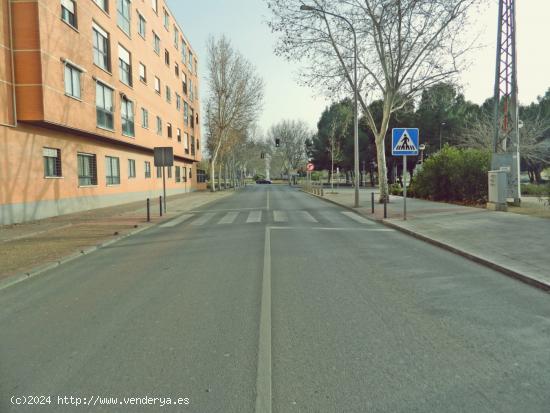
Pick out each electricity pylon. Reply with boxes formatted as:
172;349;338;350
492;0;521;204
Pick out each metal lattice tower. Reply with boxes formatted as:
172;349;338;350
492;0;521;202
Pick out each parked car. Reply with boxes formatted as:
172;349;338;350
256;179;272;184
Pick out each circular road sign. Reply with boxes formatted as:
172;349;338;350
306;163;315;172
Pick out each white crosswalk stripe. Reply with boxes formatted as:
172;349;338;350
219;211;239;224
273;210;288;223
190;212;216;226
160;214;194;228
341;211;375;225
295;210;318;223
247;210;262;223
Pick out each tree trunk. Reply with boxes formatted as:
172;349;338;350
210;158;217;192
376;137;389;203
218;163;222;190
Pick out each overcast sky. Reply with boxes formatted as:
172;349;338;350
167;0;549;133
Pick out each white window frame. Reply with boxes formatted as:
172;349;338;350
64;63;81;99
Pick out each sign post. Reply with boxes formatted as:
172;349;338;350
154;147;174;213
392;128;419;221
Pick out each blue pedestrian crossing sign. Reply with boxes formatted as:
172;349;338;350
392;128;419;156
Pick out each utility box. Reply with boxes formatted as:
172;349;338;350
487;170;508;211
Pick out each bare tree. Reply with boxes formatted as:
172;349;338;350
205;36;264;191
268;119;310;184
266;0;482;201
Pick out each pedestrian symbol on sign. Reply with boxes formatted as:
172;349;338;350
395;130;416;151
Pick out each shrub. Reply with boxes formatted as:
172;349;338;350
389;183;403;196
411;146;491;203
522;183;550;196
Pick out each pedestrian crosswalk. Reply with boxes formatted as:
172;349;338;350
161;210;378;228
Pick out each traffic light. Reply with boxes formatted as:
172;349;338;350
275;138;280;147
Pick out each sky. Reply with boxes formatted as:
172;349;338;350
167;0;550;133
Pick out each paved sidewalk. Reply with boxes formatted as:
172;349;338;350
313;187;550;291
0;190;234;280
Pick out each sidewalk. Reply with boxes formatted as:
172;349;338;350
315;187;550;291
0;190;234;282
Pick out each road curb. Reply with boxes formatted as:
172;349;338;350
0;193;234;292
301;189;550;293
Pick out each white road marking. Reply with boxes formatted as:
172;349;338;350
190;213;216;226
295;210;318;223
341;211;375;225
218;211;239;224
255;227;272;413
273;210;288;223
270;227;393;232
247;210;262;223
159;214;194;228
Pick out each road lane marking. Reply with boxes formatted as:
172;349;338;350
190;213;216;226
267;190;270;210
218;211;239;224
341;211;375;225
255;227;272;413
159;214;194;228
247;210;262;223
295;210;318;223
273;210;288;223
270;227;394;232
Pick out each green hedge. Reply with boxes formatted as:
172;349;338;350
411;146;491;203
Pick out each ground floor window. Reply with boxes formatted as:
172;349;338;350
105;156;120;185
128;159;136;178
175;166;181;182
145;161;151;178
43;147;62;177
77;153;97;186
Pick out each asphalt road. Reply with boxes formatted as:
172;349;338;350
1;185;549;413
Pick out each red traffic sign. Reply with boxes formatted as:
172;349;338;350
306;163;315;172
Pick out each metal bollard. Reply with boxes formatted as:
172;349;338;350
159;196;163;217
383;197;387;219
147;198;151;222
371;192;375;214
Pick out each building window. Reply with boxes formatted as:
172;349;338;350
145;161;151;178
154;76;160;94
177;128;181;142
139;62;146;83
189;167;192;179
183;102;189;126
182;167;187;182
96;82;114;130
167;166;172;179
118;44;132;86
181;40;186;63
106;156;120;185
184;132;189;154
94;0;108;13
190;108;195;128
156;116;162;135
121;96;134;137
64;64;81;99
61;0;77;28
165;86;171;103
117;0;131;36
138;13;146;38
164;49;170;66
191;136;195;155
176;93;181;111
153;32;160;54
128;159;136;178
189;51;193;71
196;138;200;151
174;63;179;77
141;107;149;128
173;27;179;48
151;0;157;14
189;78;194;101
163;9;169;29
182;73;187;95
43;148;62;177
156;166;162;178
175;166;181;182
78;153;97;186
93;23;110;71
167;122;172;138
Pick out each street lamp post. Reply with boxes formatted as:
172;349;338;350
439;122;447;151
300;5;360;207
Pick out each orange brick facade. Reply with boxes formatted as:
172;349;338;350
0;0;204;224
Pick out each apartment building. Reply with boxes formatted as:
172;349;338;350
0;0;202;224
